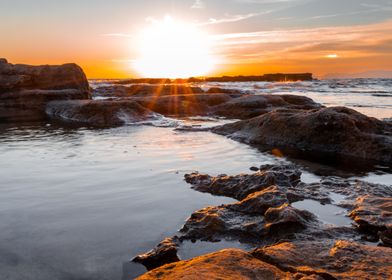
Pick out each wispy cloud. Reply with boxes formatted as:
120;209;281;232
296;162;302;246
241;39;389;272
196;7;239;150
191;0;205;9
101;33;133;38
199;10;274;25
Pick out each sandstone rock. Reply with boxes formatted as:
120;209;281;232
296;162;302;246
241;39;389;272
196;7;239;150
252;240;392;279
184;164;302;200
46;100;157;127
93;85;204;98
133;237;180;271
0;59;90;122
349;195;392;246
0;59;89;92
213;107;392;164
132;94;235;117
137;249;296;280
212;94;323;119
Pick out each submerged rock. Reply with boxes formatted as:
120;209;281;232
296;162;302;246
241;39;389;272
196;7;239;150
213;107;392;164
252;240;392;279
212;94;323;119
136;249;297;280
0;59;90;122
133;237;180;271
46;100;158;127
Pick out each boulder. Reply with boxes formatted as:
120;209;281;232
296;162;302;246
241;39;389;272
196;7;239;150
252;240;392;279
213;107;392;164
0;59;90;122
137;249;297;280
212;94;323;119
46;100;158;127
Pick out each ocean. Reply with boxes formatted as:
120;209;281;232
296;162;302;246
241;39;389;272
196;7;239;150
0;79;391;279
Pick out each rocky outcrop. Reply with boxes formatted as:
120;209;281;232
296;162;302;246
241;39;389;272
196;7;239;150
137;249;297;280
0;59;90;122
253;240;392;279
133;237;180;271
213;107;392;164
212;94;323;119
93;84;204;98
46;100;158;127
131;93;236;117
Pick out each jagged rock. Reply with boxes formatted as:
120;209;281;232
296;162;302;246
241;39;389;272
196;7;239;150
349;195;392;246
263;204;317;234
213;107;392;164
0;59;90;122
46;100;158;127
228;186;289;215
184;164;301;200
136;249;298;280
212;94;323;119
133;237;180;271
252;240;392;279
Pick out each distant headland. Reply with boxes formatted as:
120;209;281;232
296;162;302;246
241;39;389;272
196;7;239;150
112;73;314;84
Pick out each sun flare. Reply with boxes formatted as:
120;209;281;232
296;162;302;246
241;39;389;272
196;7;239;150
134;16;216;78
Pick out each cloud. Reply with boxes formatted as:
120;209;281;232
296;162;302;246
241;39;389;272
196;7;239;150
211;20;392;64
191;0;205;9
101;33;133;38
199;10;274;25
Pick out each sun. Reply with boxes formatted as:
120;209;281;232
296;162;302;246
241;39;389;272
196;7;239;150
134;16;216;79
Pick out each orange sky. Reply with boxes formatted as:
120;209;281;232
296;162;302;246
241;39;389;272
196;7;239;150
1;0;392;79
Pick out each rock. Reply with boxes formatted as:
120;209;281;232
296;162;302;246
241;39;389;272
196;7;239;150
132;93;235;117
349;195;392;246
133;237;180;271
263;203;317;234
46;99;158;127
0;59;90;122
213;107;392;164
184;164;302;200
0;59;89;92
252;240;392;279
212;94;323;119
136;249;297;280
250;166;259;172
93;85;204;98
206;87;243;94
228;186;289;215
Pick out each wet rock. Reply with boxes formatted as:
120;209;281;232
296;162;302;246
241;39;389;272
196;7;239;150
228;186;289;215
133;237;180;271
212;94;323;119
252;240;392;279
93;84;204;98
184;164;301;200
349;195;392;246
0;59;90;122
46;100;157;127
249;166;259;172
136;249;297;280
213;107;392;164
132;93;235;117
263;203;317;234
206;87;243;94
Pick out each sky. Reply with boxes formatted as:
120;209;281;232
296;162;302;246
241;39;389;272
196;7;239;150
1;0;392;78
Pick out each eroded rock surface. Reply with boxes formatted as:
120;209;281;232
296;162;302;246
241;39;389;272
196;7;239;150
137;249;298;280
212;94;323;119
0;59;90;122
253;240;392;279
213;107;392;164
133;237;180;271
46;100;158;127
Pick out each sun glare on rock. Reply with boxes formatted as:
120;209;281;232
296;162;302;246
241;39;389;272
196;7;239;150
134;16;216;79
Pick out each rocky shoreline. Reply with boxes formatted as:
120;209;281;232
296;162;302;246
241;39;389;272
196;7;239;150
1;59;391;279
